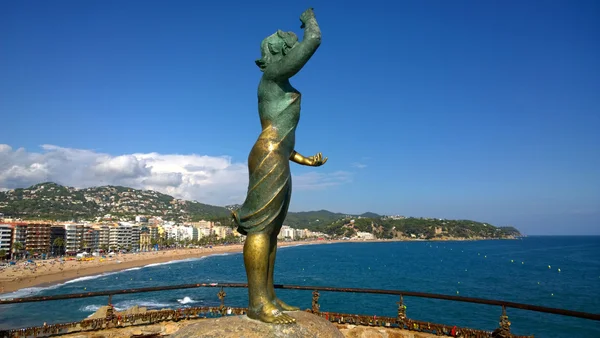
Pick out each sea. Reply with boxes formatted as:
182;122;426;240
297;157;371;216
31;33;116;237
0;236;598;337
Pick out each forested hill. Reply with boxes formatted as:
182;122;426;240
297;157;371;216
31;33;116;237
317;217;522;239
0;182;521;239
0;182;229;221
0;183;379;225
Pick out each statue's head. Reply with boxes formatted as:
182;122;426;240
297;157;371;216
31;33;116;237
255;30;298;71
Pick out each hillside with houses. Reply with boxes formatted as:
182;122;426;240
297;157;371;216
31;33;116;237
0;182;521;256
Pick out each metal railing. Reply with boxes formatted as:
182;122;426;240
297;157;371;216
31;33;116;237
1;282;598;338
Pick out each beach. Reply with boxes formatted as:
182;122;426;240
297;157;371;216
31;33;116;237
0;240;337;295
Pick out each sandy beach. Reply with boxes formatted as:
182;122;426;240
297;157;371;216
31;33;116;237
0;240;338;295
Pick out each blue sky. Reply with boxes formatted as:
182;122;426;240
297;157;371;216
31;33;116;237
1;0;598;235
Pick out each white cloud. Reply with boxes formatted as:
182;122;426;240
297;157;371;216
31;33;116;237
352;162;367;169
0;144;352;206
293;171;353;190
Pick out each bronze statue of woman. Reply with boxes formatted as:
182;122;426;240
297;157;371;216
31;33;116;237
232;8;327;324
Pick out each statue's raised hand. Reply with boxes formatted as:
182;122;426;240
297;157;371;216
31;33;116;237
300;8;315;29
307;152;327;167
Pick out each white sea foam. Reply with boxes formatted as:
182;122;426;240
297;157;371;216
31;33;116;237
280;243;315;249
2;251;242;299
1;271;123;299
144;260;178;268
142;252;234;268
0;283;63;299
0;270;125;299
177;296;200;304
82;304;102;313
122;267;142;272
206;252;233;257
63;272;118;284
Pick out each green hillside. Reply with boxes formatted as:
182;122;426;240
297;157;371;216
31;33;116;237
0;183;521;240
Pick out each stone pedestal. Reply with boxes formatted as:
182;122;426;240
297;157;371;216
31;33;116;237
170;311;344;338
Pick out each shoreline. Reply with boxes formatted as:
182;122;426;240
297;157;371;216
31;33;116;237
0;240;339;296
0;237;514;296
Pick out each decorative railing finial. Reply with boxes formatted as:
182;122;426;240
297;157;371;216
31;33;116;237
492;305;512;338
397;295;407;324
218;287;227;315
312;290;321;313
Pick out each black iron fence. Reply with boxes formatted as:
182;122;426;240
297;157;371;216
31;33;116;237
1;282;598;338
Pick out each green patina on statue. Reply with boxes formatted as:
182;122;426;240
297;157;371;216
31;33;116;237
232;8;327;324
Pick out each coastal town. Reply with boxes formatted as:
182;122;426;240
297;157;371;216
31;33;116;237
0;216;332;260
0;213;338;294
0;182;521;261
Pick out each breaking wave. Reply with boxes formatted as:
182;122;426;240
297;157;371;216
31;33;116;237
177;296;200;305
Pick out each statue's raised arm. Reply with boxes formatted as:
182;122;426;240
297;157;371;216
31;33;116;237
256;8;321;81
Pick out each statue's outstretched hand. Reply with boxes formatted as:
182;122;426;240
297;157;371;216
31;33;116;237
300;8;315;29
307;152;327;167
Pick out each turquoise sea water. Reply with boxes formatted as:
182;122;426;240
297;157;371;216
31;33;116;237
0;236;599;337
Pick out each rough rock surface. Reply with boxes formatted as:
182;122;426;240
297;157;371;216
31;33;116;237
86;305;149;320
170;311;344;338
58;309;440;338
58;323;441;338
59;322;180;338
335;324;438;338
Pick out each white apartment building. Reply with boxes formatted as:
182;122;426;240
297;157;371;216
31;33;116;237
12;224;27;254
160;225;203;243
181;225;194;242
171;225;193;242
212;226;233;239
159;222;175;240
198;227;212;238
117;223;132;250
64;224;84;253
148;225;159;240
191;227;200;241
108;225;119;250
168;225;179;241
279;225;295;240
94;224;110;249
0;224;13;253
131;223;141;249
193;220;213;228
182;224;203;241
162;223;176;240
294;228;306;239
82;224;99;251
109;223;133;250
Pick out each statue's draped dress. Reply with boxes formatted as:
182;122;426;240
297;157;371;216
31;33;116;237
233;84;301;235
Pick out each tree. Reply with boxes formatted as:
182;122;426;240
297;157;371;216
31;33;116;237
223;233;239;243
0;249;6;260
53;237;65;256
80;239;89;252
13;241;24;260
